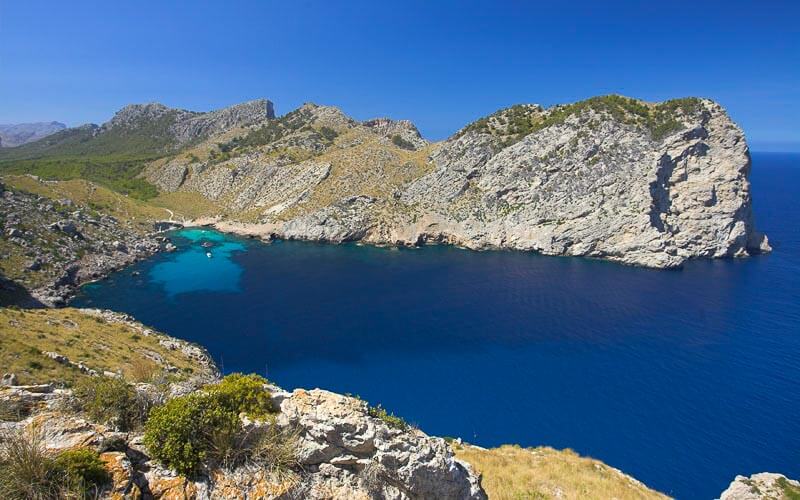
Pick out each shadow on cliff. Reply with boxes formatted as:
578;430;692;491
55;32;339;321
0;273;45;308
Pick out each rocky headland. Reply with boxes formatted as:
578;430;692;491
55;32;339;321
141;96;769;269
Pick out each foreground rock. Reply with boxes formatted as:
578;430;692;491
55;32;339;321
275;388;484;499
1;386;485;499
721;473;800;500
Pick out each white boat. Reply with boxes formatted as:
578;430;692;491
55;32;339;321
206;251;213;258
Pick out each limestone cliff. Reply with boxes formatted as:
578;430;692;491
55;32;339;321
143;95;769;269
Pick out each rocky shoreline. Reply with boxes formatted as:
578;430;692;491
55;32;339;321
0;178;179;307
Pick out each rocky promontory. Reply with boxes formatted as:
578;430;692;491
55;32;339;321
141;96;769;269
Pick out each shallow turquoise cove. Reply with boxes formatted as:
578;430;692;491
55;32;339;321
149;228;247;296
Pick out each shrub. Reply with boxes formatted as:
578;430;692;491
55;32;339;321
0;427;64;498
54;448;110;494
72;376;148;431
391;135;415;150
368;403;409;430
143;374;283;476
143;393;240;476
319;126;338;142
248;423;300;474
206;373;274;418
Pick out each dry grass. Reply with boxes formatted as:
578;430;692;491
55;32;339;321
276;131;436;221
453;444;670;500
3;175;165;227
0;308;199;386
149;191;223;220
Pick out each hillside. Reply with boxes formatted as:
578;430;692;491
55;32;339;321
0;309;484;499
0;176;172;307
0;308;218;388
0;95;770;271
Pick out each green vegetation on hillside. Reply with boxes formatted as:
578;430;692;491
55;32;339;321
460;95;703;146
391;134;416;150
777;477;800;500
0;308;200;386
0;427;109;499
0;111;184;200
72;376;150;431
216;105;343;158
143;373;294;476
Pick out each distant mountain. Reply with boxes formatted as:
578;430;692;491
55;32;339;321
0;100;274;198
0;121;66;147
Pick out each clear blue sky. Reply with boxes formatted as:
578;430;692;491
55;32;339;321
1;0;798;150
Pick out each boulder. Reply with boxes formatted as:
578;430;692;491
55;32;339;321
1;372;18;386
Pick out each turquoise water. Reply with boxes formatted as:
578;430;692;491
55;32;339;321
73;153;800;499
150;228;245;296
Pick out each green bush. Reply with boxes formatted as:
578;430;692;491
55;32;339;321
72;376;147;431
368;403;409;430
143;393;239;476
391;134;415;150
319;126;339;142
206;373;273;418
143;374;279;476
54;448;110;493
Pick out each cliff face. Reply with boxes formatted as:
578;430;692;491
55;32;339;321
393;97;770;267
104;99;275;148
143;95;768;268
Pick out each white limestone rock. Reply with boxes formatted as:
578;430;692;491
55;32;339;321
720;472;800;499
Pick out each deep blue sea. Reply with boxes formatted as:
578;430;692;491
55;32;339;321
73;153;800;499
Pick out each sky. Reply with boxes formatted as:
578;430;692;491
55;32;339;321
1;0;798;150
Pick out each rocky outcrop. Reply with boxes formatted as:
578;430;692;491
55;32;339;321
274;388;485;499
105;99;274;147
362;118;428;150
720;473;800;499
393;98;770;268
1;383;485;499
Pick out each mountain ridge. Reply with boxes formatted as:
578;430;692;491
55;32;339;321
0;94;770;269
